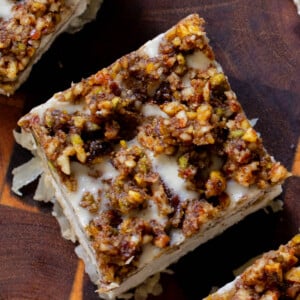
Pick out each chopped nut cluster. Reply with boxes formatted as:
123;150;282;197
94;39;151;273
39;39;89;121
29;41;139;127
206;234;300;300
80;191;100;213
19;14;290;288
87;210;170;286
0;0;66;94
110;143;167;214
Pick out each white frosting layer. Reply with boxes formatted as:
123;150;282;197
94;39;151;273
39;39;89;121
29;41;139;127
148;152;199;202
66;160;119;227
186;50;212;71
211;279;237;297
142;33;164;58
141;103;168;118
226;180;254;203
139;197;165;223
0;0;13;20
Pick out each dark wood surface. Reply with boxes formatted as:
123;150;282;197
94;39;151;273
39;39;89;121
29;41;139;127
1;1;300;299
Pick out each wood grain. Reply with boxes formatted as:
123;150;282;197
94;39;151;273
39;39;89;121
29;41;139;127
70;260;85;300
292;139;300;176
0;1;299;299
0;96;24;195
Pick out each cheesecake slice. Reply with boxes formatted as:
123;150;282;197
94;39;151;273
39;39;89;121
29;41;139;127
13;14;289;299
204;234;300;300
0;0;103;96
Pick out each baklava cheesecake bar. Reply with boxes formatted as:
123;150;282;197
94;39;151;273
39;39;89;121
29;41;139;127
204;234;300;300
14;14;289;299
0;0;102;96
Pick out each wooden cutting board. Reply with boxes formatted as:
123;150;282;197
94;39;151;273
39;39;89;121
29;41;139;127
1;1;300;299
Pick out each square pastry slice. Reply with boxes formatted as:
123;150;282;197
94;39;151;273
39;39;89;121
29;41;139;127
204;234;300;300
0;0;103;96
14;14;290;299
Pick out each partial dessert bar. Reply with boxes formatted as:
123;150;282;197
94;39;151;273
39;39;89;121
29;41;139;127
14;14;289;299
294;0;300;15
204;234;300;300
0;0;102;96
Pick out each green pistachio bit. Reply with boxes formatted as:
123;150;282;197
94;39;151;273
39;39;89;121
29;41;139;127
112;97;120;108
138;156;148;173
73;116;85;128
179;155;189;169
215;107;224;116
210;73;226;87
47;161;55;171
93;86;103;94
86;122;101;131
18;43;26;51
45;114;53;128
209;73;230;96
230;129;244;138
71;133;83;146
